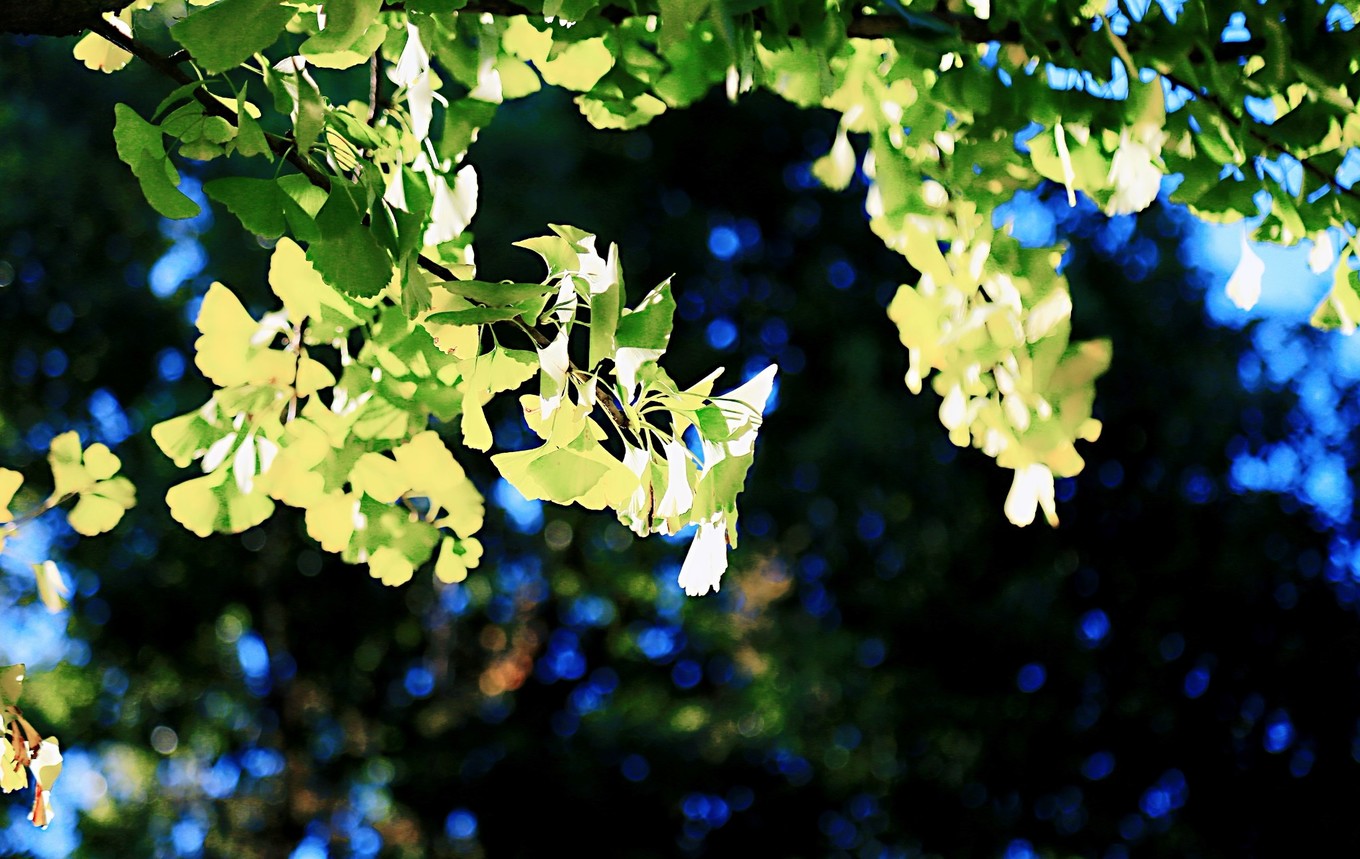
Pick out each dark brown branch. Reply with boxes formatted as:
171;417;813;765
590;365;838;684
88;18;333;192
367;53;383;126
1164;69;1352;202
0;0;128;36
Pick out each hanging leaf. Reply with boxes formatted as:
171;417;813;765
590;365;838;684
171;0;297;74
112;105;200;219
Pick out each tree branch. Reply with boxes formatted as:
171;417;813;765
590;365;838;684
0;0;128;36
87;18;334;192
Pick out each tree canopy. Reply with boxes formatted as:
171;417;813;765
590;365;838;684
5;0;1360;854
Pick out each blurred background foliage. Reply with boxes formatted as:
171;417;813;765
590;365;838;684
4;24;1360;859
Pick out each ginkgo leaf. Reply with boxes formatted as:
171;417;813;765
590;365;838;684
0;739;25;792
73;16;133;73
151;406;223;468
300;0;383;54
0;468;22;523
617;279;676;352
538;37;614;91
1226;232;1265;311
112;104;200;219
434;535;482;584
205;177;287;238
194;283;296;387
171;0;296;74
68;477;135;536
268;237;363;333
307;187;395;299
368;546;415;587
304;491;359;553
166;470;273;537
82;444;121;481
0;665;24;708
351;452;408;502
31;561;70;613
392;432;484;537
47;432;90;499
458;348;538;451
258;419;330;507
296;357;336;397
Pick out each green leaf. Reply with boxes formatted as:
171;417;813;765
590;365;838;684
293;69;327;155
439;281;558;306
1311;250;1360;332
0;665;24;707
587;246;623;370
307;187;395;298
514;235;579;275
301;0;383;53
617;279;676;351
659;0;713;50
171;0;297;75
112;104;200;220
205;177;287;238
425;303;537;326
459;348;539;451
439;99;498;161
492;445;612;506
303;22;388;69
278;174;328;241
234;87;272;159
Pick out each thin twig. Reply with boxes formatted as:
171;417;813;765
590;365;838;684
367;53;383;126
88;17;333;191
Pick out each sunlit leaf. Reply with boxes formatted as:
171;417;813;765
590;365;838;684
171;0;296;74
205;177;287;238
0;665;24;708
31;561;70;613
112;104;200;219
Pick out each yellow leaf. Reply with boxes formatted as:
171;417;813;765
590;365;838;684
48;431;90;499
539;38;613;91
296;356;336;397
82;443;121;481
166;473;222;538
268;237;356;325
166;470;270;537
368;546;414;586
305;491;358;553
351;452;408;502
67;493;127;536
194;283;296;388
31;561;70;613
392;432;484;537
0;468;23;523
0;739;27;792
260;419;330;507
73;20;133;73
434;535;482;584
